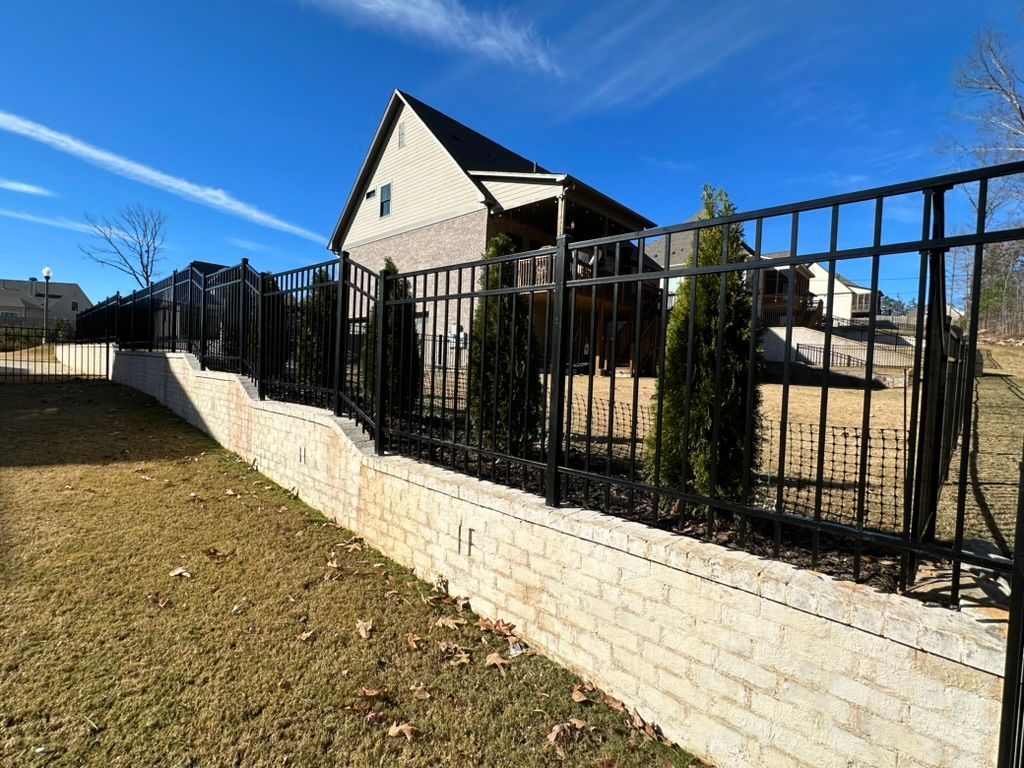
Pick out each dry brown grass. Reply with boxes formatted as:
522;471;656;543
935;345;1024;550
0;383;700;768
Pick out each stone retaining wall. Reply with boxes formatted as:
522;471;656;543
83;349;1004;767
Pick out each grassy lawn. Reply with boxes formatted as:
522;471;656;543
0;382;700;768
936;344;1024;550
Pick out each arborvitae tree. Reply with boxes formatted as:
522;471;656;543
297;267;338;392
645;186;763;504
467;234;543;457
361;258;421;418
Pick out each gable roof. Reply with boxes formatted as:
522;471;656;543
399;91;545;175
328;90;653;252
807;262;870;291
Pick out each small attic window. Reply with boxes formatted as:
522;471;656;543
365;189;376;200
398;122;406;148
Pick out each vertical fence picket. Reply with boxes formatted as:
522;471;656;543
545;234;572;507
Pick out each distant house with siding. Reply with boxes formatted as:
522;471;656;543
0;278;92;328
807;263;876;321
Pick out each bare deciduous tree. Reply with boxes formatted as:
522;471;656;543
80;204;166;288
950;21;1024;336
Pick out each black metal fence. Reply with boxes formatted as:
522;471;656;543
75;163;1024;594
0;325;111;382
76;161;1024;763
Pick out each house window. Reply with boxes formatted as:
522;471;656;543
398;122;406;148
365;189;376;200
72;301;79;312
380;183;392;217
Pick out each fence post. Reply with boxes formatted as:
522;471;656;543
546;234;572;507
373;268;388;456
239;259;249;375
147;282;154;352
129;290;136;349
998;442;1024;768
257;272;267;400
199;273;208;370
910;184;951;560
170;269;178;353
333;252;350;417
114;292;121;351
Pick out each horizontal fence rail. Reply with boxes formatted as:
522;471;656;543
73;160;1024;763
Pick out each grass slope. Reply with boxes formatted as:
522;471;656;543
0;383;701;768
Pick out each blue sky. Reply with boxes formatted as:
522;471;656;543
0;0;1017;304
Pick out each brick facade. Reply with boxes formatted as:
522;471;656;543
344;209;489;273
76;348;1004;768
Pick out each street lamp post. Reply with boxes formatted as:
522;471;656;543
41;266;52;343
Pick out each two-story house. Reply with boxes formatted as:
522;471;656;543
328;90;661;374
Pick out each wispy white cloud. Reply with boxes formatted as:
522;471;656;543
0;208;93;234
307;0;559;74
0;178;55;197
226;237;270;253
0;109;323;243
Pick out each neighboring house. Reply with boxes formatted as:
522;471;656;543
328;90;659;374
0;278;92;328
646;240;820;328
807;263;876;321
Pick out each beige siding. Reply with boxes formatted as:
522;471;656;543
344;102;485;249
479;179;560;211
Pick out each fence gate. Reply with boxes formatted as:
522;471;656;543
0;325;110;383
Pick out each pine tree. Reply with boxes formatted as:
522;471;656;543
645;186;763;503
467;234;543;457
362;258;422;418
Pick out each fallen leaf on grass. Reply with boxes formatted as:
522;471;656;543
231;603;244;615
296;630;315;643
603;694;626;713
492;619;516;637
148;592;171;609
225;489;238;497
484;652;510;677
169;567;191;578
450;650;470;667
387;722;416;741
571;685;592;704
359;687;388;699
546;719;594;758
356;619;373;639
202;547;228;561
435;616;467;630
405;634;422;651
364;709;386;724
409;683;431;700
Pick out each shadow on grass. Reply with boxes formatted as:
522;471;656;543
0;382;211;468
